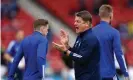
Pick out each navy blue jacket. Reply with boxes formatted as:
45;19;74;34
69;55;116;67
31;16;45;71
93;21;129;78
69;28;101;80
8;31;48;80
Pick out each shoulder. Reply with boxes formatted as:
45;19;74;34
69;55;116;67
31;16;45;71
87;30;97;39
22;35;31;42
84;30;99;44
8;40;16;47
39;36;48;42
111;27;120;35
93;24;101;30
6;40;16;51
92;24;104;34
24;33;48;43
34;35;48;45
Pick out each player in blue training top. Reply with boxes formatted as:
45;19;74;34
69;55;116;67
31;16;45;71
8;19;49;80
93;5;129;80
4;30;25;80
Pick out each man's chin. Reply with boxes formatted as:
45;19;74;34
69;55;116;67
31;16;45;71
76;31;80;34
76;31;78;33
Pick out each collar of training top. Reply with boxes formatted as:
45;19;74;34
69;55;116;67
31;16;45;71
79;28;92;37
34;31;43;36
100;21;109;24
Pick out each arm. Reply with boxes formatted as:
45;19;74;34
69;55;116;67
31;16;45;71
4;53;13;62
113;31;129;77
53;36;98;64
37;40;48;79
68;38;98;64
4;41;15;62
5;41;25;69
67;37;79;52
8;44;24;80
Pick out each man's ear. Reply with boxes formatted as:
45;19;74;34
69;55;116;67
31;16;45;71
40;26;43;31
85;23;88;27
86;21;90;27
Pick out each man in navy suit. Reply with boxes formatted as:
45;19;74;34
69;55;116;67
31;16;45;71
8;19;49;80
53;11;101;80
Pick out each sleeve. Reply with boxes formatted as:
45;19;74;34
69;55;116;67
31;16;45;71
68;47;74;52
37;40;48;79
8;43;24;80
6;41;15;54
69;37;79;52
69;38;97;64
113;31;129;77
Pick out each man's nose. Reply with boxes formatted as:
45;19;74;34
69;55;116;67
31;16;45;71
74;22;77;26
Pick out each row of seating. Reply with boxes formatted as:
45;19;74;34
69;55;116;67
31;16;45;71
37;0;133;29
1;8;34;48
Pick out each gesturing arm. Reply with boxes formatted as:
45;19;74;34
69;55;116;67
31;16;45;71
68;38;99;64
53;37;99;64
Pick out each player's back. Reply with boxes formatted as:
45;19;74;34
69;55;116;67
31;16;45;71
93;21;119;77
22;31;47;80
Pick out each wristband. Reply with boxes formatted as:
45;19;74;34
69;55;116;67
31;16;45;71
63;50;68;54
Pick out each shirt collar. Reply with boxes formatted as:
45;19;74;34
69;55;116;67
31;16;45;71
100;21;109;24
79;28;92;37
34;31;43;36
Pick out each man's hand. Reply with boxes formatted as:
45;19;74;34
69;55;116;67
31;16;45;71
52;42;71;56
124;77;130;80
52;42;67;52
60;29;69;47
4;53;13;62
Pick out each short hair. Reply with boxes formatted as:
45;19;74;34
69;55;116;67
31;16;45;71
34;19;48;30
99;5;113;18
75;10;92;24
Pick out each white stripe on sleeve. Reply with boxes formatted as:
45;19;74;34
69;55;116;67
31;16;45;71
73;53;82;58
122;55;128;72
42;65;45;80
7;41;15;52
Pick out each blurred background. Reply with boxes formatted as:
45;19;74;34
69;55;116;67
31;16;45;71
1;0;133;80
